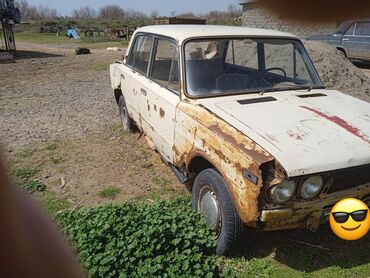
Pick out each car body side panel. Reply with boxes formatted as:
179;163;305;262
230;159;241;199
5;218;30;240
110;63;141;124
138;77;180;162
174;100;285;223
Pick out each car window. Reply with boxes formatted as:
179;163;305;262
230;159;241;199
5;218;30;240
344;24;355;36
150;38;179;92
265;43;295;78
185;38;322;97
225;39;258;69
126;34;153;74
355;22;370;36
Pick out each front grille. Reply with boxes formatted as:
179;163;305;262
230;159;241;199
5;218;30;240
327;164;370;193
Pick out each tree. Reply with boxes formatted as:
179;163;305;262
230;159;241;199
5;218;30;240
227;4;242;17
72;6;96;20
15;0;58;19
150;10;159;19
99;5;125;21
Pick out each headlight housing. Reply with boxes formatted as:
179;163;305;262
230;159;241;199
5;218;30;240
300;175;324;200
269;180;296;204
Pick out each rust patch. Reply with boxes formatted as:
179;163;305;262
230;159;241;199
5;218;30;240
301;106;370;144
159;108;165;118
173;102;288;223
208;123;271;165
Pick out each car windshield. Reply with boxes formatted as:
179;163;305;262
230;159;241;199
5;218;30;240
184;38;324;97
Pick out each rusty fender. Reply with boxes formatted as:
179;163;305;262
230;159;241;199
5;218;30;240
174;101;286;224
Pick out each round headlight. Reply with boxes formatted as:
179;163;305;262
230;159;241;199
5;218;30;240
300;176;324;200
269;180;296;204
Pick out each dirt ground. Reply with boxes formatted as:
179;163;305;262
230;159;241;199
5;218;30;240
0;43;184;207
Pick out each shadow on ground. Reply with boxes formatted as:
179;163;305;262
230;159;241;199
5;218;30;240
238;224;370;272
15;50;63;60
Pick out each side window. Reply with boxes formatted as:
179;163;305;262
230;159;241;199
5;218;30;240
344;24;355;36
355;22;370;36
126;35;153;74
150;39;179;92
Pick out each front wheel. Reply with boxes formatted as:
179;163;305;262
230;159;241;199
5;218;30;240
118;95;135;132
192;168;243;255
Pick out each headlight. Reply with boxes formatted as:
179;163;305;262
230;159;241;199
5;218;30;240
300;176;324;200
269;180;296;204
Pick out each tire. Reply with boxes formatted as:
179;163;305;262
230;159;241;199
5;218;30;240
118;95;135;132
192;168;242;255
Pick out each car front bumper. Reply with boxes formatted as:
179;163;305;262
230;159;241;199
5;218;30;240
258;182;370;231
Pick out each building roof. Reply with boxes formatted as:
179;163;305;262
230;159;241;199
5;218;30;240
134;25;297;44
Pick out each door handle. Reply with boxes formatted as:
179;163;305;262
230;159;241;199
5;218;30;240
342;38;349;41
140;88;147;96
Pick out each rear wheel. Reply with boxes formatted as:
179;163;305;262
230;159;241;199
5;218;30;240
192;168;243;255
118;95;135;132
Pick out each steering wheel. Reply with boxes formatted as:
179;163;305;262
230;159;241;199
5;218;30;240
247;67;287;88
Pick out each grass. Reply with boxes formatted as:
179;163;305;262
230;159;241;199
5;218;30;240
15;167;46;193
98;187;121;199
37;191;71;217
15;32;128;49
8;134;370;277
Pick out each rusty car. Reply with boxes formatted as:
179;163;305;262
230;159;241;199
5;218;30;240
110;25;370;255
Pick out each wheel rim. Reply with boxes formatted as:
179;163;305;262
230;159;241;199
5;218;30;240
198;186;221;237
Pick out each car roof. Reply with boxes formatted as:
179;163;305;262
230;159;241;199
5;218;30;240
134;25;298;44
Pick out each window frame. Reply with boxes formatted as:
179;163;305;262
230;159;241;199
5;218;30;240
125;33;154;75
148;36;180;95
125;32;180;96
353;22;370;37
343;23;355;36
181;36;324;99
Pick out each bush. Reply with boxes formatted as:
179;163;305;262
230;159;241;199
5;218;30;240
57;198;217;277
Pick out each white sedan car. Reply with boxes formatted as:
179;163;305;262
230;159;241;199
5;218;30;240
110;25;370;255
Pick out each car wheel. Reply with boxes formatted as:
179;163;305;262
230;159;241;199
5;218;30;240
118;95;134;132
192;168;242;255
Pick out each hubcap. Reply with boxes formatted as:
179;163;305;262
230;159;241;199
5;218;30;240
199;187;221;236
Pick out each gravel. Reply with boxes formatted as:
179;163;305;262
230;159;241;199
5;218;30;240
0;44;121;150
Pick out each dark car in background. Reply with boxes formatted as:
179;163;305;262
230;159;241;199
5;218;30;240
307;19;370;62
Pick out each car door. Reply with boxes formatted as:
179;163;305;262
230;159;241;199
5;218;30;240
138;37;180;162
351;22;370;60
341;23;357;58
122;34;154;128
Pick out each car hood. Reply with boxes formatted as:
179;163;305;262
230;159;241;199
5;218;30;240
198;89;370;177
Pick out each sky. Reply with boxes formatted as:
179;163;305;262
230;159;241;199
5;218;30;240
25;0;240;17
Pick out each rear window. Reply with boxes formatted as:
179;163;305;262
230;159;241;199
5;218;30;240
126;35;153;74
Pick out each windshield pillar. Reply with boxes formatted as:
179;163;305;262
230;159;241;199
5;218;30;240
257;42;265;71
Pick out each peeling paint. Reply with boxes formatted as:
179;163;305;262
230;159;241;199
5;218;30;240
301;105;370;145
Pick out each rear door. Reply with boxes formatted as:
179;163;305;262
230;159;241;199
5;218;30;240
122;34;154;127
351;22;370;60
138;37;180;162
341;23;357;58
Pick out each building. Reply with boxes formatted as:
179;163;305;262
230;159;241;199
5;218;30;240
240;0;337;38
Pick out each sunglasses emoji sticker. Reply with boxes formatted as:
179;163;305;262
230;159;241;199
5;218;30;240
329;198;369;240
